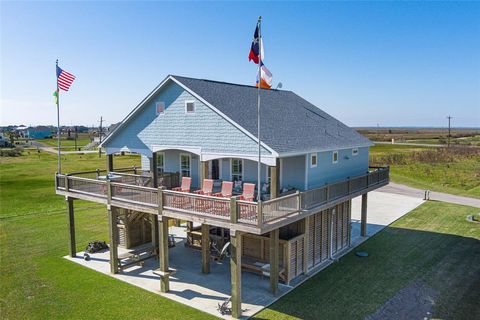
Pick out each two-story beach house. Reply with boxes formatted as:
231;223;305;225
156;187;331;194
55;75;389;318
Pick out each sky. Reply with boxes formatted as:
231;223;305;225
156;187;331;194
1;1;479;128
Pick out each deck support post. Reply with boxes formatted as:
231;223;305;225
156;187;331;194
201;224;210;274
151;152;158;188
361;193;368;237
107;154;113;172
158;216;170;293
151;214;159;252
303;217;309;274
107;206;119;274
269;228;279;295
230;230;243;319
66;196;76;257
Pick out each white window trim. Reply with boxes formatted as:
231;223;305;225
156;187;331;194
310;153;317;168
332;151;339;164
185;100;195;114
155;101;165;116
157;152;165;172
180;153;191;177
265;164;271;184
352;148;359;156
230;158;244;181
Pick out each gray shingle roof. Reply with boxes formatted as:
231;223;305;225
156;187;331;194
173;75;372;154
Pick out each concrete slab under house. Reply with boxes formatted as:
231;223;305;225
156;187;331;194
56;75;392;319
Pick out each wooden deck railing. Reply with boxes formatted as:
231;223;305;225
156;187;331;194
56;166;389;229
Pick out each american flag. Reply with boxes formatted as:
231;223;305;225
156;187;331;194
56;65;76;91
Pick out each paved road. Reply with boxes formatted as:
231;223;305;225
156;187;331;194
377;182;480;209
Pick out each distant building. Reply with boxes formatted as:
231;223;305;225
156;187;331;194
27;126;53;139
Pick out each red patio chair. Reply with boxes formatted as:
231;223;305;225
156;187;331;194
172;177;192;192
239;183;256;202
213;181;233;198
194;179;214;196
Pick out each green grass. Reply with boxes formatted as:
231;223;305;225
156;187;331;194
0;152;139;219
370;144;480;199
0;152;213;319
36;137;92;150
256;201;480;319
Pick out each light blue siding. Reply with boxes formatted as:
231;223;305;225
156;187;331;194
241;159;268;184
307;147;369;189
105;80;271;156
281;155;306;191
221;159;230;180
142;150;200;188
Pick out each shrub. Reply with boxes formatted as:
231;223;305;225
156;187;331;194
0;147;23;157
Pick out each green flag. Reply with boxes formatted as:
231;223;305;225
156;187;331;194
53;90;58;104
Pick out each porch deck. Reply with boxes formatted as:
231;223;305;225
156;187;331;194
55;166;389;234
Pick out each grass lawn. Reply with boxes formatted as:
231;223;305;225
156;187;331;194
36;137;92;150
0;152;139;219
370;144;480;199
0;152;214;319
256;201;480;319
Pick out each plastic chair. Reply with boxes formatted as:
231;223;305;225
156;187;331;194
172;177;192;192
239;183;255;202
213;181;233;198
194;179;214;196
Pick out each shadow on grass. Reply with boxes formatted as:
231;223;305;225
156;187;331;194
253;226;480;320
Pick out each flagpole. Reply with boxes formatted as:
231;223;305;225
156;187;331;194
257;16;262;202
56;59;61;173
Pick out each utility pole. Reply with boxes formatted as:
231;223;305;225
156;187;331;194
99;116;105;143
447;116;452;147
74;126;78;150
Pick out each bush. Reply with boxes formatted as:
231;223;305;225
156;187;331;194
370;146;480;166
0;147;23;157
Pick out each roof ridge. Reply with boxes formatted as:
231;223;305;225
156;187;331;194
171;74;288;92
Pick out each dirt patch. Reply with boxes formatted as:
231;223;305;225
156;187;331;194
365;280;438;320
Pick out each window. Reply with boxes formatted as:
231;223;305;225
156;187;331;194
352;148;359;156
180;154;191;177
156;102;165;115
231;159;243;182
157;152;164;173
267;166;272;184
310;153;317;168
185;101;195;114
332;151;339;164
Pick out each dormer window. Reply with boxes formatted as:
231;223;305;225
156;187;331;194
332;151;339;164
185;101;195;114
156;102;165;116
310;153;317;168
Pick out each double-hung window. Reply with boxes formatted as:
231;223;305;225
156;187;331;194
180;154;191;177
332;151;339;164
231;159;243;182
310;153;317;168
157;153;164;173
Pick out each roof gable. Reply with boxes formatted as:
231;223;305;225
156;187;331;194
101;75;372;155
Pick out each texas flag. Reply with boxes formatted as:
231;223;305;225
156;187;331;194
248;20;264;64
256;63;272;89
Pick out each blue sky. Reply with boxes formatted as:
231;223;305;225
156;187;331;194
1;1;479;128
